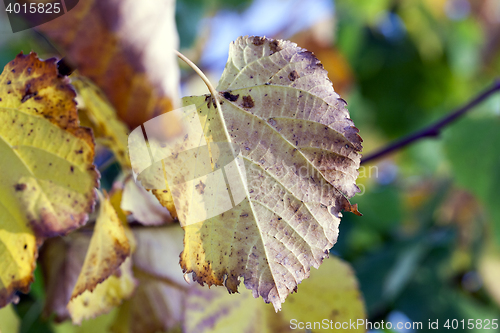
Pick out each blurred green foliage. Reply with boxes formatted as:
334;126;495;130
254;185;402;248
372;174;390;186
333;0;500;329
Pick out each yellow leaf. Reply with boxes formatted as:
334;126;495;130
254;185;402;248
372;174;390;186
279;257;366;332
183;257;365;333
109;183;137;253
68;258;136;325
72;76;131;168
52;308;117;333
151;186;178;220
70;192;131;301
110;225;187;333
0;53;98;308
0;304;20;333
184;285;273;333
137;36;362;310
479;248;500;307
109;184;128;225
41;219;136;323
110;270;183;333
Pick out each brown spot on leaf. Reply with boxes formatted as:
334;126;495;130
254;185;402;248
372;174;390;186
20;84;38;103
14;184;26;191
204;94;217;109
222;91;239;102
288;70;299;81
195;180;206;195
252;36;265;46
242;95;254;108
269;40;282;54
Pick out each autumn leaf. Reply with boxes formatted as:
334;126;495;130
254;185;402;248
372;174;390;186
184;257;365;333
479;248;500;308
41;192;134;324
51;309;118;333
68;257;136;325
37;0;180;129
103;224;365;333
0;304;20;333
70;192;131;301
72;75;131;168
110;225;187;333
184;284;273;333
110;270;184;333
278;257;366;332
142;36;362;310
0;52;98;308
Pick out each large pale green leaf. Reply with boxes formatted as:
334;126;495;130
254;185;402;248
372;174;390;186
151;36;362;310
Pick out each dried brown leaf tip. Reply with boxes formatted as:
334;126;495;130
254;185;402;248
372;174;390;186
0;52;77;128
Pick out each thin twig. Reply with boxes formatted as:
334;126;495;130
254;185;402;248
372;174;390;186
361;80;500;164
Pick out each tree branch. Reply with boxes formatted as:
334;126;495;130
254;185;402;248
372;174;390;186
361;80;500;164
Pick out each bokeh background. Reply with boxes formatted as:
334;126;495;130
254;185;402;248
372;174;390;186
1;0;500;332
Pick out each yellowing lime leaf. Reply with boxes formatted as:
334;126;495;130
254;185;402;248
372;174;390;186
184;285;273;333
68;257;136;325
109;184;128;225
0;304;20;333
0;52;98;308
183;257;365;333
111;270;184;333
172;36;362;310
52;308;118;333
72;75;131;168
70;192;131;300
279;257;366;332
109;225;187;333
41;192;134;323
41;228;135;323
479;249;500;307
151;185;177;220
